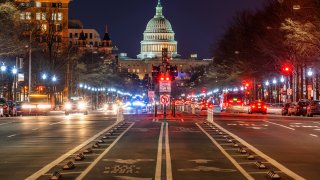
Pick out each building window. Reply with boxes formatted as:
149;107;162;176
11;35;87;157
41;2;46;7
36;13;41;20
69;33;73;38
89;33;93;39
25;12;31;20
57;13;63;21
41;13;46;20
52;3;57;8
41;24;47;32
56;24;62;31
20;13;25;20
58;3;62;8
75;33;78;37
35;2;41;7
52;13;56;20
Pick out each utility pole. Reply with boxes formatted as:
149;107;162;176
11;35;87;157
28;31;32;101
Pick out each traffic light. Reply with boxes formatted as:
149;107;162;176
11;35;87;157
281;65;292;75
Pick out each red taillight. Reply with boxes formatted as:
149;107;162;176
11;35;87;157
252;105;256;108
264;106;267;109
258;103;261;106
3;106;7;109
229;100;233;103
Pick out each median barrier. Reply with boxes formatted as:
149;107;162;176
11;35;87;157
207;109;214;123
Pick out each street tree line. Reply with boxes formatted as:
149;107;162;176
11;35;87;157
196;0;320;99
0;1;143;97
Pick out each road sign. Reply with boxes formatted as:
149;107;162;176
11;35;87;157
160;94;170;105
287;88;292;96
159;81;171;93
148;91;155;98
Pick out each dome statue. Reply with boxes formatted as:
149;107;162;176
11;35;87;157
138;0;179;59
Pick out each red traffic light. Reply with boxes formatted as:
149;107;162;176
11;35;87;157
281;64;292;74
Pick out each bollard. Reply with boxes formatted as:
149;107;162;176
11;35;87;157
75;153;85;161
92;143;100;148
63;161;75;170
50;171;61;180
255;161;266;169
83;148;93;154
266;170;281;179
238;147;247;154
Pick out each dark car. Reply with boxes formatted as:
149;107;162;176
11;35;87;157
307;100;320;117
248;101;267;114
288;100;310;116
282;103;292;116
0;98;9;117
14;101;24;116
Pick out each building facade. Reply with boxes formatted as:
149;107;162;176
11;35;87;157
16;0;71;43
137;0;178;59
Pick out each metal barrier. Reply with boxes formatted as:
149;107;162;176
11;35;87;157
207;109;214;123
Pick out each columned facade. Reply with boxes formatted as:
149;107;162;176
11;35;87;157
137;0;178;59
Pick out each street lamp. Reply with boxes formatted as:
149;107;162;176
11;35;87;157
307;69;313;77
280;76;285;83
52;75;57;82
42;73;47;80
1;64;6;72
273;79;277;84
12;66;17;102
0;63;6;98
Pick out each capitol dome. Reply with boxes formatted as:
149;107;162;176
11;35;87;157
138;0;178;59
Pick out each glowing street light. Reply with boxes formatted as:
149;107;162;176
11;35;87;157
280;76;285;83
273;79;277;84
307;69;313;77
42;74;47;80
265;81;270;86
12;66;17;75
0;64;6;72
52;75;57;82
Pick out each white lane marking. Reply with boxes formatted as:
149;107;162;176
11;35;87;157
314;129;320;131
165;123;173;180
155;123;164;180
209;121;305;180
44;171;82;175
268;122;295;131
7;134;17;138
0;121;15;126
181;119;184;122
32;128;39;131
76;123;135;180
196;123;254;180
49;121;64;126
309;134;318;138
26;120;122;180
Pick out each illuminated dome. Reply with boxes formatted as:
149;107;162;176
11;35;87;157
138;0;178;59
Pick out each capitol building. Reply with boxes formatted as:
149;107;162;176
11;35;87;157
119;0;211;79
137;0;178;59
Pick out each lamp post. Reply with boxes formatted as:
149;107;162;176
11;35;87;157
0;63;6;98
265;81;270;103
307;68;315;100
12;66;17;102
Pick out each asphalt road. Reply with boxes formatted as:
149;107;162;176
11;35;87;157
0;110;319;179
0;111;117;179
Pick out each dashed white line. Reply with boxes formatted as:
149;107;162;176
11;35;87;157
165;123;173;180
155;122;164;180
181;119;184;122
0;122;15;126
309;134;318;138
268;122;295;131
32;128;39;131
7;134;17;138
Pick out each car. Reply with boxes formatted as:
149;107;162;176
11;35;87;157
0;98;9;117
287;103;298;116
307;100;320;117
293;100;310;116
281;103;291;116
248;101;267;114
64;98;88;115
14;101;24;116
103;102;118;113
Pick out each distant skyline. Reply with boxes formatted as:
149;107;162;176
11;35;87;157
69;0;266;59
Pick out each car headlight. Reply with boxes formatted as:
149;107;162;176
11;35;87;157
22;104;37;109
113;104;118;110
78;102;86;110
65;103;72;110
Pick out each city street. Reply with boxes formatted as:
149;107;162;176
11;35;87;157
0;110;319;179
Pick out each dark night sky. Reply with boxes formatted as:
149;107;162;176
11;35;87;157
69;0;266;59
